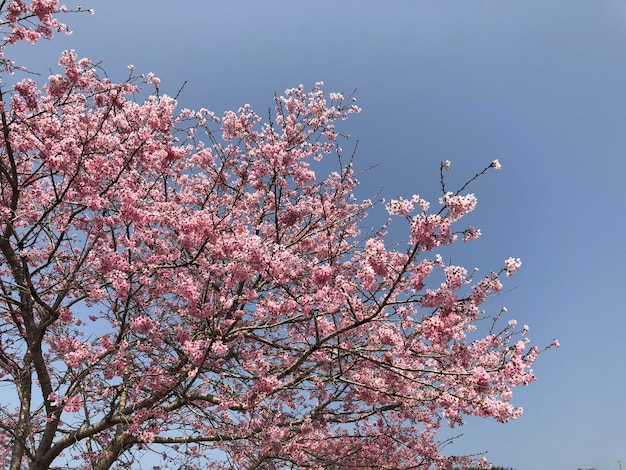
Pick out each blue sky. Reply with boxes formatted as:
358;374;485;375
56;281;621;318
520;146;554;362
12;1;626;469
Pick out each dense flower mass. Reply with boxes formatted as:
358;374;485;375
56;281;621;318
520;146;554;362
0;3;555;469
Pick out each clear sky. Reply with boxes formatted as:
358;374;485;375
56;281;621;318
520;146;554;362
12;1;626;469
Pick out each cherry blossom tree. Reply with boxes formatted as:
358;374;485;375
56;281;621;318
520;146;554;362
0;2;556;469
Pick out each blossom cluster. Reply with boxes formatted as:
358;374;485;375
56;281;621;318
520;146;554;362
0;4;555;469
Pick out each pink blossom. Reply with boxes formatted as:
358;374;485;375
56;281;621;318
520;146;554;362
504;257;522;276
130;316;155;334
63;395;82;413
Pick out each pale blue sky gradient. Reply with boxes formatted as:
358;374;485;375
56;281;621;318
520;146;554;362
11;1;626;468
